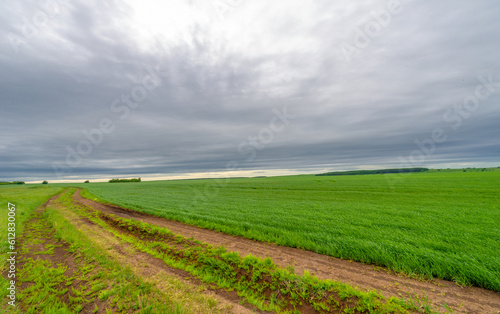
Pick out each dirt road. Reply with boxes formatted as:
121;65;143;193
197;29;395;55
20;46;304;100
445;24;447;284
74;190;500;313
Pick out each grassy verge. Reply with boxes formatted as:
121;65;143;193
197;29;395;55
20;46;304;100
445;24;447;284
0;185;62;253
10;188;185;313
54;189;242;313
0;185;63;311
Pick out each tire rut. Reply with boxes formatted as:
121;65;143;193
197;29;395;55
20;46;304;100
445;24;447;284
74;189;500;313
61;192;258;314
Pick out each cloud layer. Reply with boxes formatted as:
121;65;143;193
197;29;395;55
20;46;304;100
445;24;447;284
1;0;499;182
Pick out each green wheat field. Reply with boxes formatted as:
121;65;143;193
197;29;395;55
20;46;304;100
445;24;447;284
65;168;500;292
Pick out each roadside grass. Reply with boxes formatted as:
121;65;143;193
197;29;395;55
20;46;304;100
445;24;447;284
54;189;239;313
74;169;500;292
73;194;424;313
0;185;62;253
0;185;62;311
11;189;184;313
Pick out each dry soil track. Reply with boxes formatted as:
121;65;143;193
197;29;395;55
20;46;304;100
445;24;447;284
74;190;500;313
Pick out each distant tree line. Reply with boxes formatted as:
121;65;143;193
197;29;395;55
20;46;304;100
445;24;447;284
316;168;429;176
0;181;25;185
108;178;141;183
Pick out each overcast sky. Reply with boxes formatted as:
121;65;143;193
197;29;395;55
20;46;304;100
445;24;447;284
1;0;499;182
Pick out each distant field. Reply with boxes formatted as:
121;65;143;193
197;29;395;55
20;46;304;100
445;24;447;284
71;168;500;291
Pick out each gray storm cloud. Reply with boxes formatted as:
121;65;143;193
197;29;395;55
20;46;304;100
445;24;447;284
1;0;499;182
